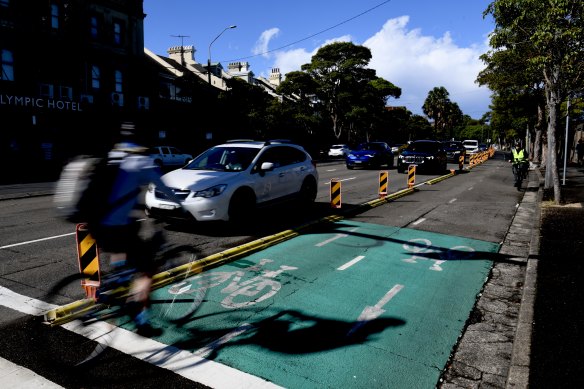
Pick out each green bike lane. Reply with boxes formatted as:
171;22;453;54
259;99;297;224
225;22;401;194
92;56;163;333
142;219;497;388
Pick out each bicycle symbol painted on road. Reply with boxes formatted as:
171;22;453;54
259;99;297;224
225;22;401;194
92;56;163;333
168;258;298;309
402;238;475;271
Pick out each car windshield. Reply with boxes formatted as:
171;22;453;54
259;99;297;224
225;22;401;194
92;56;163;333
184;146;259;172
358;143;384;151
407;142;439;153
331;145;346;149
444;142;462;149
463;141;478;147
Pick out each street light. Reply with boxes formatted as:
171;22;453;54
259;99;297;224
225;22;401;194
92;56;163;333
208;25;237;84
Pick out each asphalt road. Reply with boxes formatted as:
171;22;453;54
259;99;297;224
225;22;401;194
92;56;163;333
0;153;528;387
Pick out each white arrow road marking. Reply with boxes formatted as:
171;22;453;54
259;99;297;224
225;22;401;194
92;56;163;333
347;284;404;336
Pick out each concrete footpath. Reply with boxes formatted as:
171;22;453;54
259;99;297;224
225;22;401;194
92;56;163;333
1;164;583;388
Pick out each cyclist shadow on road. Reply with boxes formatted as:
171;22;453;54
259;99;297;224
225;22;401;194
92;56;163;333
172;309;405;361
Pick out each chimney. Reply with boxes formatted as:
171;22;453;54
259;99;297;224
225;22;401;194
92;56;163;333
269;68;282;87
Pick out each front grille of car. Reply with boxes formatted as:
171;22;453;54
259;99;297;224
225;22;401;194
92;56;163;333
403;156;425;163
155;187;190;200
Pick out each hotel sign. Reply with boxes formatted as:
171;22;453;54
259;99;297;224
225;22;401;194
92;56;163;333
0;94;83;111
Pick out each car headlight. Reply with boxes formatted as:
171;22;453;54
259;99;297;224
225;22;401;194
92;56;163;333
398;155;405;159
193;184;227;198
147;183;156;193
426;156;434;160
348;154;355;159
365;153;375;158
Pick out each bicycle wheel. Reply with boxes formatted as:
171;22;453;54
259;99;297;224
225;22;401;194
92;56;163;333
149;244;207;323
41;273;126;368
149;278;208;324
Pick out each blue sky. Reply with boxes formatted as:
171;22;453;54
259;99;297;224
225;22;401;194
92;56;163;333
143;0;494;119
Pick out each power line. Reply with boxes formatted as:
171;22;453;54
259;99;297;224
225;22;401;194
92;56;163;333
223;0;393;63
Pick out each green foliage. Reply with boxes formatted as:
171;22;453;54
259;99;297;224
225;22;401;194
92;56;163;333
422;87;463;139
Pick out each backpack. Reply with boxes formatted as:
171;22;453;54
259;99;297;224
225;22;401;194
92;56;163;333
54;155;122;225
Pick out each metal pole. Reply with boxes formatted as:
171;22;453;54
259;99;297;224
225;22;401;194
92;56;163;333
207;25;237;84
562;97;570;185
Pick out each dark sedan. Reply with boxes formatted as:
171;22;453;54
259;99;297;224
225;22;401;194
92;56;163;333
397;140;447;174
442;141;466;163
346;142;394;169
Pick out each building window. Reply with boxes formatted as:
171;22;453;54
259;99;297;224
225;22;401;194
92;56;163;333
50;3;59;30
113;21;124;45
90;16;98;39
114;70;123;93
40;84;54;98
1;49;14;81
91;65;100;89
60;86;72;100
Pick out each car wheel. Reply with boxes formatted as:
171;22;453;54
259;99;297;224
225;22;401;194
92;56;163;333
228;188;256;222
298;176;317;206
347;165;353;170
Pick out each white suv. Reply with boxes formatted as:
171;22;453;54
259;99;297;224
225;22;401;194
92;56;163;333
462;140;479;156
148;146;193;168
328;144;349;158
145;140;319;222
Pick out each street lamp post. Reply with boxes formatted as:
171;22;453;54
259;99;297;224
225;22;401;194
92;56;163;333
207;25;237;84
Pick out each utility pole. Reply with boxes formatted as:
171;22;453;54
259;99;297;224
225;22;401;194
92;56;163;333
171;34;190;66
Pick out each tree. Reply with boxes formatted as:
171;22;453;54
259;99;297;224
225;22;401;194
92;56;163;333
485;0;584;204
476;15;546;164
301;42;400;141
422;87;462;139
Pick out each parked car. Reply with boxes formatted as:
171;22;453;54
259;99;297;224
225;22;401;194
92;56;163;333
328;144;350;158
391;144;405;154
397;140;447;174
462;140;480;157
441;141;466;163
346;142;394;169
148;146;193;168
145;140;319;222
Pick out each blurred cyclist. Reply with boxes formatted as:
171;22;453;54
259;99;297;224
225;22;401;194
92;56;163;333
89;122;183;336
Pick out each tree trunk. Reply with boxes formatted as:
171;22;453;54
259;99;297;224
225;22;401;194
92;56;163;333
543;65;562;204
532;103;544;166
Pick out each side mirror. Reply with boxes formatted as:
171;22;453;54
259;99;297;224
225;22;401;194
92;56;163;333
260;162;275;171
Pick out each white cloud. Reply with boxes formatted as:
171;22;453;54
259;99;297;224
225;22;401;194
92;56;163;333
364;16;491;118
267;16;491;118
271;35;352;77
252;28;280;57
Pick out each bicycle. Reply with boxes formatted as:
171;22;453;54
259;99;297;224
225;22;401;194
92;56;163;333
41;223;205;368
511;160;528;189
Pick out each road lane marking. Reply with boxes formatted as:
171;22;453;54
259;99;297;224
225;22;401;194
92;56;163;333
194;323;255;358
412;218;426;226
347;284;404;336
0;232;75;250
0;287;281;388
324;177;356;185
315;227;359;247
468;186;474;191
316;233;347;246
337;255;365;271
448;198;457;204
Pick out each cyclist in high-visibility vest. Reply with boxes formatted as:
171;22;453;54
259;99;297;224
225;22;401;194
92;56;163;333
509;142;529;189
510;142;528;164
